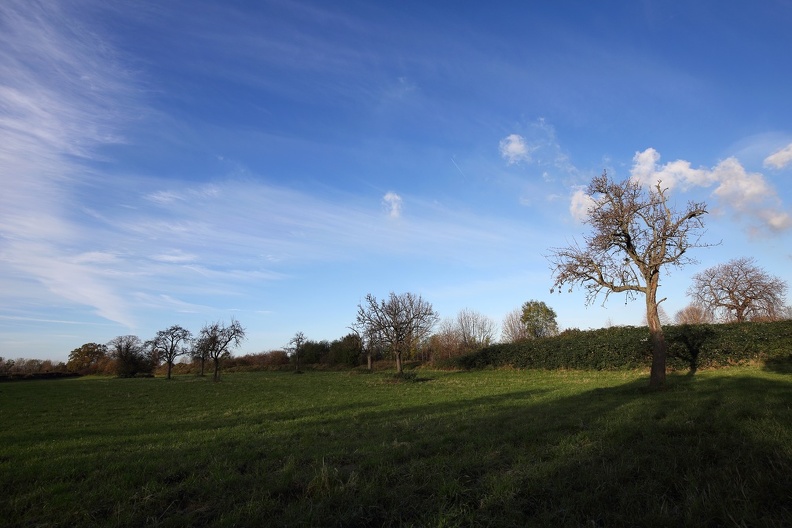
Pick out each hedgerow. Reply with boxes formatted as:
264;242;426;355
455;320;792;371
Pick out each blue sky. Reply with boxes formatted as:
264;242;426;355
2;0;791;362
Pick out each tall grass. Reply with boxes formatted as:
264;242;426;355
1;367;791;526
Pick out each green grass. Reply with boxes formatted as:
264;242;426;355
1;367;791;527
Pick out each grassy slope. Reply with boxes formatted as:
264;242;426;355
1;367;791;527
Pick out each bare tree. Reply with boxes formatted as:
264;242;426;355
674;304;713;325
191;338;210;377
354;292;438;374
287;331;306;372
149;325;192;380
196;319;246;381
501;308;529;343
429;319;463;360
688;257;788;323
549;172;710;388
455;308;496;352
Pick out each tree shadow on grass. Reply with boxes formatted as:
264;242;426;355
668;324;718;375
763;354;792;375
7;372;792;528
266;373;792;527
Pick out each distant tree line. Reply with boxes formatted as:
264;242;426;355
6;248;789;381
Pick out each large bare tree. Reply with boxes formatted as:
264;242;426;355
687;257;788;322
549;172;710;388
355;292;438;373
196;319;246;381
149;325;192;380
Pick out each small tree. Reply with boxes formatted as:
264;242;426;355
196;319;246;381
687;257;788;323
549;172;710;388
355;292;438;374
329;333;363;366
191;338;210;376
501;309;530;343
520;300;560;339
149;325;192;380
107;335;152;378
674;304;713;325
455;308;496;352
288;331;306;372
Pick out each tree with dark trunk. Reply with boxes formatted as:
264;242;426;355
288;331;306;372
195;319;246;381
355;292;438;374
548;172;711;388
149;325;192;380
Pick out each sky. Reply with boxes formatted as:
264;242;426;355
2;0;792;363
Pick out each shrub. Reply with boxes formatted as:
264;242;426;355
455;320;792;372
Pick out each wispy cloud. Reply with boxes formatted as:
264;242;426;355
630;148;790;234
764;143;792;169
382;191;403;218
0;0;141;327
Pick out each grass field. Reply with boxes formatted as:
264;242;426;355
1;366;791;527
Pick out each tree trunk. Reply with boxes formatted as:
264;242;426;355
367;351;372;371
213;358;220;382
166;361;172;380
395;350;403;374
646;290;667;389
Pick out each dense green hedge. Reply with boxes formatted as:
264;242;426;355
454;320;792;372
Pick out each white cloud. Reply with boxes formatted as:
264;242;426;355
629;148;790;233
630;147;716;190
569;187;596;223
763;143;792;169
382;191;403;218
499;134;530;164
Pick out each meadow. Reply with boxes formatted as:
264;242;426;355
1;366;791;527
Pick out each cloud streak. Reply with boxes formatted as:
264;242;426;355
0;0;141;327
764;143;792;170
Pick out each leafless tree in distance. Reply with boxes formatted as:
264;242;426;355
355;292;438;374
687;257;788;322
196;319;246;381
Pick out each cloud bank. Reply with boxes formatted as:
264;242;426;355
630;148;790;233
